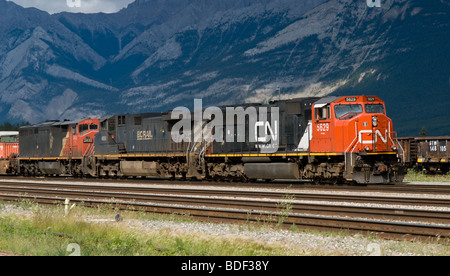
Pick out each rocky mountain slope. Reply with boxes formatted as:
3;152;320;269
0;0;449;136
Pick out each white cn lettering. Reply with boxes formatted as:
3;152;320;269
359;130;388;144
255;121;278;143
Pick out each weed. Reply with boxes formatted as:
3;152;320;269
276;193;295;229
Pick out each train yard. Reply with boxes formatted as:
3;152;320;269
0;177;449;243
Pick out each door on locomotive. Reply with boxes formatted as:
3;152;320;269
310;97;338;153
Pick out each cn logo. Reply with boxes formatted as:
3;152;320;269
367;0;381;8
359;130;387;144
67;0;81;8
255;121;278;143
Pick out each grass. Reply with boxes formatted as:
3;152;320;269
1;200;449;256
0;201;297;256
404;169;450;182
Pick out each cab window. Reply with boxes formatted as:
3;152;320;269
89;124;98;130
365;104;385;114
101;121;107;131
335;104;363;119
79;124;89;133
315;106;331;120
108;119;116;131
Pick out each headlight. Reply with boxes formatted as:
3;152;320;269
372;116;378;127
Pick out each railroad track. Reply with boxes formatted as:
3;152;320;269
0;179;449;241
4;176;450;195
0;179;449;207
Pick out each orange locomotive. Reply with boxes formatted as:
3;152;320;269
309;96;404;183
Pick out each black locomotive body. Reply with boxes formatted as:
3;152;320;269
19;121;69;158
94;112;183;177
95;113;173;155
91;98;319;180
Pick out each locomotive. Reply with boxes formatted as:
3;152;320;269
14;95;406;184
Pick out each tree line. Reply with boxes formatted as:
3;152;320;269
0;122;30;131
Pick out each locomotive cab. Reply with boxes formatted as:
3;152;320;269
311;96;396;154
311;96;405;184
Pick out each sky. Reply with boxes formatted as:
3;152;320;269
7;0;135;14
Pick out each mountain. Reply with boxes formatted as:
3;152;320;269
0;0;449;136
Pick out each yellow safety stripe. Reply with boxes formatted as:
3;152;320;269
206;153;344;158
95;153;187;158
365;152;398;155
20;151;398;160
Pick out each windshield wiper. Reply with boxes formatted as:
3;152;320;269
339;113;359;120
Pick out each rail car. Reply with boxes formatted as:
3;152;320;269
0;131;19;174
398;137;450;174
14;96;406;184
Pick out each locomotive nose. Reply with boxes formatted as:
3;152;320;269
371;115;392;152
356;114;391;152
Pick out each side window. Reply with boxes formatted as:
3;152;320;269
315;105;330;120
134;117;142;126
89;124;98;131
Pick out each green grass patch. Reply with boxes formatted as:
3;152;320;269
1;200;449;256
0;202;296;256
404;169;450;182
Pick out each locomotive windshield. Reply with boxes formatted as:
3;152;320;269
365;104;385;114
335;104;363;119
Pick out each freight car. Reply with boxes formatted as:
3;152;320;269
398;137;450;174
15;96;406;184
0;131;19;174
